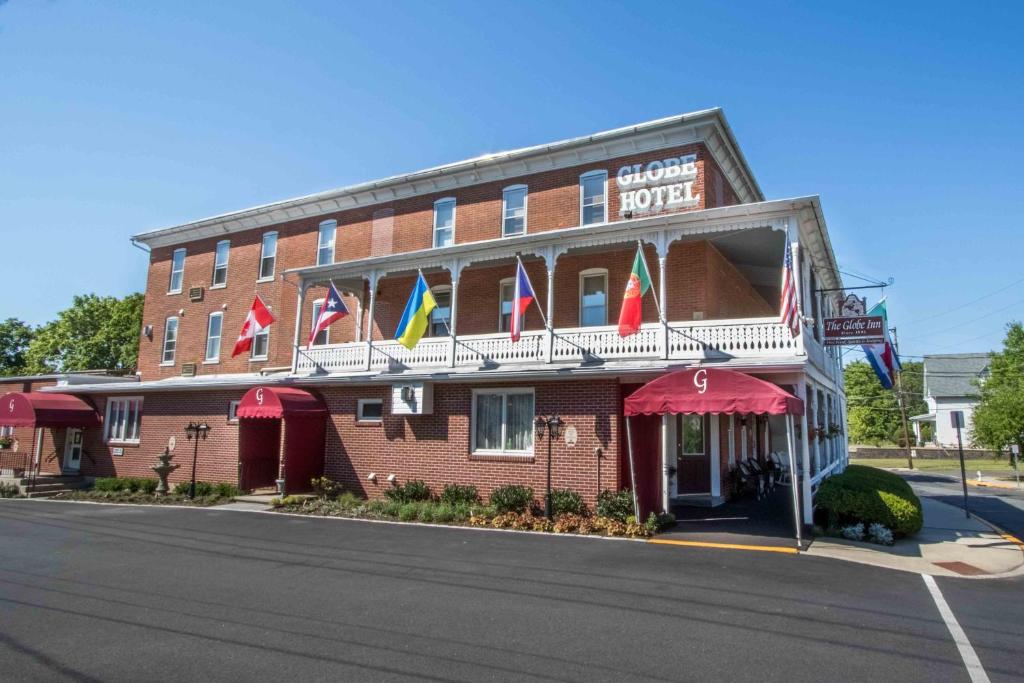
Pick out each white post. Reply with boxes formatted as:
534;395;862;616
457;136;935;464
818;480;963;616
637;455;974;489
625;416;640;520
448;262;460;368
290;279;307;374
811;388;821;475
545;256;556;363
658;251;668;360
661;414;670;513
364;270;379;371
710;414;721;499
798;379;813;523
786;413;803;549
791;237;806;356
728;415;736;465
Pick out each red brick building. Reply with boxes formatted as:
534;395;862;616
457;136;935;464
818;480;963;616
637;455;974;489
2;109;847;522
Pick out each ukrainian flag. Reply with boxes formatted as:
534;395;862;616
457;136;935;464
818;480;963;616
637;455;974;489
395;273;438;349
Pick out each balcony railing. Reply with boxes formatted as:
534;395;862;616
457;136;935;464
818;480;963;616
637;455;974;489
294;317;801;375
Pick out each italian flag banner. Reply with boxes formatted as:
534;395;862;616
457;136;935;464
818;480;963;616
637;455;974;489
617;245;652;337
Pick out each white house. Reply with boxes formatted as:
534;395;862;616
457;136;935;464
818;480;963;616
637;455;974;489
910;353;989;447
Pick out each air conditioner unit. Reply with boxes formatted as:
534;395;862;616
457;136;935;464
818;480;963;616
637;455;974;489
391;382;433;415
188;286;204;302
181;363;197;377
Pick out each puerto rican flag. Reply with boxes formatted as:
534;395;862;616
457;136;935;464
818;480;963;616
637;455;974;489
308;282;350;345
779;233;800;337
231;295;276;357
510;258;536;343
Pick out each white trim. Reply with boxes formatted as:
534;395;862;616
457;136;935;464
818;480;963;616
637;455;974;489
470;387;535;457
211;239;230;288
104;396;143;444
578;268;609;327
501;184;528;237
317;219;336;266
356;398;384;423
227;399;241;423
258;231;278;281
310;298;328;346
204;311;223;363
168;248;186;294
161;317;178;365
579;169;608;226
433;197;456;248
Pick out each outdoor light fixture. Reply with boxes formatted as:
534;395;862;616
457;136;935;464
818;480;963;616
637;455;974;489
184;421;210;499
534;415;565;520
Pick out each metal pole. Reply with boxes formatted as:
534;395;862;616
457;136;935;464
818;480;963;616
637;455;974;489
624;416;640;521
544;428;553;520
189;434;199;499
956;425;969;519
786;414;802;550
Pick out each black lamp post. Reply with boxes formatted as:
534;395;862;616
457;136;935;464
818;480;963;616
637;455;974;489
184;422;210;499
534;415;565;520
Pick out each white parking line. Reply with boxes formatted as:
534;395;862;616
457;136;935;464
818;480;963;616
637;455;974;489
922;574;991;683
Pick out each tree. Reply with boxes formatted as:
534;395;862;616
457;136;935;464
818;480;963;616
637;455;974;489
971;322;1024;453
844;359;926;445
0;318;34;375
24;293;144;373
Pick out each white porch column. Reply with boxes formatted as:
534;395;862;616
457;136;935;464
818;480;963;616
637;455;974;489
660;414;670;513
797;379;813;523
811;387;821;475
364;270;379;371
710;414;721;499
657;236;669;360
545;250;556;363
447;259;461;368
791;235;806;356
290;279;308;374
728;415;736;465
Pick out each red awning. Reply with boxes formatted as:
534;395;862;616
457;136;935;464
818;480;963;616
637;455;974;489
236;386;327;419
623;368;804;417
0;392;102;428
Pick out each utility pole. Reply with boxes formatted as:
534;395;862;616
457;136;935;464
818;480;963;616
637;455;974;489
890;327;914;470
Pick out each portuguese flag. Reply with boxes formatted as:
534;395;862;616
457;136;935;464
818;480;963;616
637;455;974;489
617;245;653;337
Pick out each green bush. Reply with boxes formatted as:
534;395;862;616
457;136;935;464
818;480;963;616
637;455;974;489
398;502;419;521
596;489;635;522
311;476;344;499
550;488;587;516
385;479;433;503
816;465;923;537
490;484;534;514
171;481;239;498
440;483;478;505
93;477;158;493
0;481;20;498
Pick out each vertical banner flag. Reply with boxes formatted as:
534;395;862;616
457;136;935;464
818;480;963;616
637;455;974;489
394;273;437;350
510;258;536;342
232;295;276;357
308;282;350;345
617;244;652;337
862;299;900;389
779;232;800;337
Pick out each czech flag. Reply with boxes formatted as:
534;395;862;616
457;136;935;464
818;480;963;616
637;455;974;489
617;244;652;337
395;273;437;349
862;299;901;389
308;282;350;345
510;258;536;342
231;295;276;357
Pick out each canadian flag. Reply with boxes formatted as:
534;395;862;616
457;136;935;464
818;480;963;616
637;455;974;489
231;295;276;357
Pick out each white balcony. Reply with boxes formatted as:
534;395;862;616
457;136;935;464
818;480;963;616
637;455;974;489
294;318;800;375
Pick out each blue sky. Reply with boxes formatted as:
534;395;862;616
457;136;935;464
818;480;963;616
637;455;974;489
1;1;1021;360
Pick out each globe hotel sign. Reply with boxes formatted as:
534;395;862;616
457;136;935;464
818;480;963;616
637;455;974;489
617;154;700;215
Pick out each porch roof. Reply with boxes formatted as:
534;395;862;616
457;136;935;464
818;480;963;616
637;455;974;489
236;386;327;420
0;392;102;428
623;367;804;417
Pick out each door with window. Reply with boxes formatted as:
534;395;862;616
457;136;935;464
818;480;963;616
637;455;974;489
63;428;83;473
675;414;710;495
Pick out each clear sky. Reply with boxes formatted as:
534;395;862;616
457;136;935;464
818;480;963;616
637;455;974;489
1;1;1021;361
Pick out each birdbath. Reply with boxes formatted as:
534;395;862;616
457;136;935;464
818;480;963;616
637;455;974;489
152;447;179;495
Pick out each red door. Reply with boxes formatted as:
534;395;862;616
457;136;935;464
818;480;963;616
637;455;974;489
238;419;281;491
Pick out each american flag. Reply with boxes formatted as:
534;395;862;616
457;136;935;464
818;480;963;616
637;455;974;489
780;234;800;337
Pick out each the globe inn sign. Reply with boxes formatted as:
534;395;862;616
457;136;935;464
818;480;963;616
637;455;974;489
617;154;701;215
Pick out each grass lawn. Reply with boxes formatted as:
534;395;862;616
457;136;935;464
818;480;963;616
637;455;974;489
850;458;1019;475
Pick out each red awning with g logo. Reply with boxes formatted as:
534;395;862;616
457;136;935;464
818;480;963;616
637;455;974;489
0;392;102;428
236;386;327;419
623;368;804;417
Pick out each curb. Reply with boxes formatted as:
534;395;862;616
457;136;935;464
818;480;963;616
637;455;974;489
967;479;1020;491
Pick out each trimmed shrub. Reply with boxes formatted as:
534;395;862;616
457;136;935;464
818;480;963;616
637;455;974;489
596;489;634;522
398;503;419;521
171;481;239;498
440;483;478;506
0;481;20;498
490;484;534;514
93;477;158;493
311;476;345;499
817;465;923;537
549;488;586;516
385;479;433;503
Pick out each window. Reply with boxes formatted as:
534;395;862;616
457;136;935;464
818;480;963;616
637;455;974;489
310;299;328;346
168;248;186;293
251;326;270;360
205;312;223;362
228;400;240;423
498;278;525;333
429;286;451;337
317;220;336;266
212;240;230;287
472;389;534;456
502;185;527;236
161;317;178;364
433;198;455;247
580;170;607;226
259;231;278;281
105;397;143;444
677;414;705;454
357;399;384;423
0;425;12;439
579;269;608;327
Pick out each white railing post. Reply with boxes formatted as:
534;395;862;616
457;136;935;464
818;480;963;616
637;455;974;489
657;233;669;360
364;269;378;371
448;260;460;368
545;251;556;364
291;279;307;374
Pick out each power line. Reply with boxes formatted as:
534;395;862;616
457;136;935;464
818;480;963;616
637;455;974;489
903;275;1024;325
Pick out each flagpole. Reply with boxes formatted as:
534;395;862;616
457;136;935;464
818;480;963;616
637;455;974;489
637;241;663;323
514;255;549;331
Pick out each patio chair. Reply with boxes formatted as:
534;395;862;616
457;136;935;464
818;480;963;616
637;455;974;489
769;452;791;485
746;458;775;494
736;460;766;500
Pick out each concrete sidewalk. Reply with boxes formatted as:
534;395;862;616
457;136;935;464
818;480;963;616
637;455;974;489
806;497;1024;578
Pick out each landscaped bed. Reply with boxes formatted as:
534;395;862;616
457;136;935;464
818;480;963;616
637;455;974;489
270;479;674;538
53;477;241;506
815;464;923;544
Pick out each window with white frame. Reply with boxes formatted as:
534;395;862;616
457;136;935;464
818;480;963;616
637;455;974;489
251;326;270;360
580;170;607;226
579;269;608;327
502;185;527;236
357;398;384;423
429;286;451;337
105;397;143;444
317;220;336;266
205;312;223;362
212;240;230;287
310;299;328;346
0;425;12;439
498;278;525;333
168;248;186;293
472;389;534;455
433;198;455;247
227;400;240;423
161;317;178;364
258;231;278;280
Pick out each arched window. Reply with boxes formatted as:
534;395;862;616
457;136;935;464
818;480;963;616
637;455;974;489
498;277;525;333
310;298;329;346
429;285;452;337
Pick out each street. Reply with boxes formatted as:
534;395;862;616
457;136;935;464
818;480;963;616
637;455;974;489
0;500;1021;682
901;471;1024;540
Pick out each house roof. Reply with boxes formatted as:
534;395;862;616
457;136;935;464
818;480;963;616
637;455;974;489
924;353;990;398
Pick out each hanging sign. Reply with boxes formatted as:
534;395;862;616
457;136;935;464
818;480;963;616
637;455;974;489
617;154;700;216
823;316;885;346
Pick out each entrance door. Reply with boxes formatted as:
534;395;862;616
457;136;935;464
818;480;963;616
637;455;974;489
675;414;710;495
63;428;83;473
